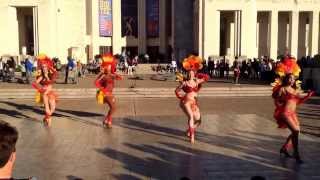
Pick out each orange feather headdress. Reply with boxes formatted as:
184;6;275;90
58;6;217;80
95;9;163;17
100;54;117;73
271;57;301;90
182;55;203;71
37;54;54;69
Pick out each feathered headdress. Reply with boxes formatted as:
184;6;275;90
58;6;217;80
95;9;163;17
100;54;117;73
182;55;203;71
176;55;207;82
271;57;301;90
37;54;54;69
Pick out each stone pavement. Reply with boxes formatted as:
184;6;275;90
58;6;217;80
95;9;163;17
0;97;319;180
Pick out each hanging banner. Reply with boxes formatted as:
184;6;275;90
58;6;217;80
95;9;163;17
99;0;112;37
146;0;159;37
121;0;138;37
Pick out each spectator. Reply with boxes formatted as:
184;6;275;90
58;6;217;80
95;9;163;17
127;57;133;75
6;57;16;82
219;60;225;78
65;56;75;84
145;53;150;64
252;58;260;79
25;57;33;84
225;61;230;79
233;61;240;85
171;59;177;73
0;121;18;179
0;58;3;81
208;57;214;78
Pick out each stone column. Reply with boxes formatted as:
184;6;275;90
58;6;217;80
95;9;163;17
311;10;319;56
138;0;147;54
256;21;259;54
33;6;39;56
305;21;310;56
269;10;278;60
8;6;19;55
159;0;167;56
197;0;204;58
234;11;238;56
112;0;122;55
289;11;299;58
91;0;100;57
241;2;258;59
230;22;235;57
203;2;220;58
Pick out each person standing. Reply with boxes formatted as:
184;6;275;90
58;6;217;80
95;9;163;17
233;61;240;85
25;56;33;84
272;57;314;164
0;121;18;179
175;55;209;143
0;58;3;81
95;54;122;128
32;54;58;127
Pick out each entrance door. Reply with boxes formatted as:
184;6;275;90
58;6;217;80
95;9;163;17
16;7;38;56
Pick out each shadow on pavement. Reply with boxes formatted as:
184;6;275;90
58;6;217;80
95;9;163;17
0;101;104;127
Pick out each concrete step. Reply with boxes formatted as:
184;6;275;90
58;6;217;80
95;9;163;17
0;87;272;99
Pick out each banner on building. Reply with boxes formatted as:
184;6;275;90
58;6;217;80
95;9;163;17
121;0;138;37
99;0;112;37
146;0;159;37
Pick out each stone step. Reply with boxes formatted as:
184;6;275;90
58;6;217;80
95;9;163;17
0;87;272;99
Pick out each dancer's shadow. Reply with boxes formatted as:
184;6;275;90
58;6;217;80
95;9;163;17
117;117;320;166
0;101;103;126
66;175;83;180
96;140;297;180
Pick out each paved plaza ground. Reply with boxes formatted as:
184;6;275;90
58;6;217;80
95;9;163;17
0;96;319;180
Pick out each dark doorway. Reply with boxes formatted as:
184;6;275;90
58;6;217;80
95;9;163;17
147;46;160;63
122;46;138;58
17;7;35;55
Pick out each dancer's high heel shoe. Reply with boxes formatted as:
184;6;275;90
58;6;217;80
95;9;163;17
186;129;190;137
189;127;195;144
280;148;292;158
103;116;112;129
43;113;50;127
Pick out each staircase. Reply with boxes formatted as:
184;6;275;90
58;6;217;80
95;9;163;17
0;86;272;99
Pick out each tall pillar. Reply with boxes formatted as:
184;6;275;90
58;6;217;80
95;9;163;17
286;22;290;49
159;0;167;56
230;22;235;56
91;0;99;57
8;6;19;56
311;10;319;56
289;11;299;58
241;1;258;59
256;21;259;55
234;11;238;56
305;20;310;56
197;0;204;58
138;0;146;54
269;10;278;60
112;0;122;55
33;6;39;56
203;0;219;58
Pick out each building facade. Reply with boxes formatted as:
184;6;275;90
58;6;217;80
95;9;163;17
0;0;319;64
198;0;320;63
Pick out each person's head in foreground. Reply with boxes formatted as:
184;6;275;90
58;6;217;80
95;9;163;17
0;121;18;179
